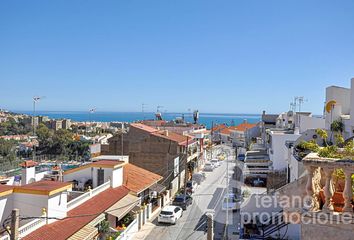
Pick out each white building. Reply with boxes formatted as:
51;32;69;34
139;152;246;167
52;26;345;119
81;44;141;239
0;159;162;240
325;78;354;140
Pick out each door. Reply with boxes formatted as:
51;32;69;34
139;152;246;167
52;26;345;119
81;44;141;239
97;168;104;186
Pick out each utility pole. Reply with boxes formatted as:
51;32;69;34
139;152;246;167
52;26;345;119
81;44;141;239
210;121;214;160
225;150;229;240
32;96;42;161
206;212;214;240
10;209;19;240
183;136;190;196
121;124;124;158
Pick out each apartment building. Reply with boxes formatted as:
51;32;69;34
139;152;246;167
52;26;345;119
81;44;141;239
102;123;199;196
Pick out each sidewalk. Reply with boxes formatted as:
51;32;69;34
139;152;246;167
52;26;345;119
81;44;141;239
132;209;160;240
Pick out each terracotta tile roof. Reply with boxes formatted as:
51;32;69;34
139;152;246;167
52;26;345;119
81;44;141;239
19;160;38;168
90;160;125;168
151;130;194;146
123;163;163;194
229;123;257;132
211;124;227;132
130;123;158;133
14;181;72;196
0;185;14;197
23;186;130;240
140;120;167;127
220;128;232;135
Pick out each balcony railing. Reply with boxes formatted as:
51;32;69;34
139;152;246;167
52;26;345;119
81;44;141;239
0;215;46;240
67;180;111;210
18;216;46;238
303;153;354;213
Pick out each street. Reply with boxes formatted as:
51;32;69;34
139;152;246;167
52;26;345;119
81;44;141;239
142;145;240;240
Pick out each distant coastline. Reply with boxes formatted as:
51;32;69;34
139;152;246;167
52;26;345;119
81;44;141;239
14;111;261;129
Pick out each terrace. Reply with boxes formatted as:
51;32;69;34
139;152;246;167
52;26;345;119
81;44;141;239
302;153;354;214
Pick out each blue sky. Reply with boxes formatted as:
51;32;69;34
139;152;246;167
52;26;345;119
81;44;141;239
1;0;354;114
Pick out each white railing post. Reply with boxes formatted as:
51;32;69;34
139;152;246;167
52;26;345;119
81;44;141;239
322;167;334;212
304;165;317;211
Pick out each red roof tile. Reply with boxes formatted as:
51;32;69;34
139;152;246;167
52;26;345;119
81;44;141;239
123;163;162;194
151;130;194;146
229;123;257;132
130;123;158;133
23;186;130;240
19;160;38;168
211;124;227;132
220;128;232;135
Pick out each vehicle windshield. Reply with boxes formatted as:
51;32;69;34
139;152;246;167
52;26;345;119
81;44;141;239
160;211;173;215
224;197;236;203
174;197;185;202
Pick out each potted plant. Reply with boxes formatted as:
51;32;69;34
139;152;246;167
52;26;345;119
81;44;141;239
297;128;354;212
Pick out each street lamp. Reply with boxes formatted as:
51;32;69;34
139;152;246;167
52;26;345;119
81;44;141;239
220;148;233;240
32;96;44;161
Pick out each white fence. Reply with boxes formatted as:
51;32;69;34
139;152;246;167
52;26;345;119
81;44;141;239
67;180;111;210
116;218;138;240
0;216;46;240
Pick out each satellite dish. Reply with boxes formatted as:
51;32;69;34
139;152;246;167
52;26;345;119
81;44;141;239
325;100;336;113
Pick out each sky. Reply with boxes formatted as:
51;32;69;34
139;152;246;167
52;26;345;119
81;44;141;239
1;0;354;115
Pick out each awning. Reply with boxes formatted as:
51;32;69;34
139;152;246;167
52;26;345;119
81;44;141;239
105;194;140;220
149;183;166;194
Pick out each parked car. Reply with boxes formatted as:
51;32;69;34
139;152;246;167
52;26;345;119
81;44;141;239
204;162;214;171
158;206;183;224
237;154;245;161
211;159;220;167
192;172;206;184
222;193;241;211
186;180;198;193
172;194;193;210
253;178;265;187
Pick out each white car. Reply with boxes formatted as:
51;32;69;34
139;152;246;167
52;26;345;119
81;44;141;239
222;193;241;211
186;180;198;193
204;162;214;171
211;159;220;167
158;206;183;224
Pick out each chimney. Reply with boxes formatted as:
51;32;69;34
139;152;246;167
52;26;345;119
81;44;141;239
243;119;247;124
164;130;169;136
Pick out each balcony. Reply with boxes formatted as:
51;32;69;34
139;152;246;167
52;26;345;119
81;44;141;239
67;180;111;210
302;152;353;214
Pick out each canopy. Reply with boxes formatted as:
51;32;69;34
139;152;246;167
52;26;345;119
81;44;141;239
105;194;140;220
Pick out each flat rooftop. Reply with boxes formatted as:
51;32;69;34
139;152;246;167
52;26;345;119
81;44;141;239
14;181;72;196
64;160;126;175
0;185;14;197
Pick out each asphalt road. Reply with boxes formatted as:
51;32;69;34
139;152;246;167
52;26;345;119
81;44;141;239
144;145;239;240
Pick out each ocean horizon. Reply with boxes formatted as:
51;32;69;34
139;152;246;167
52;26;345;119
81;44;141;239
16;111;261;129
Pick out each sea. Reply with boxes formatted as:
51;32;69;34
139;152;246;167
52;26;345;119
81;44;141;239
17;111;261;129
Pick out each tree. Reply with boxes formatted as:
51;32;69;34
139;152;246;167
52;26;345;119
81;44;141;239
330;119;344;134
36;124;53;153
51;129;73;155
